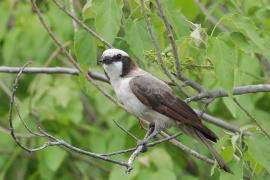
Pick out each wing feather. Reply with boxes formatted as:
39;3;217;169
130;75;217;142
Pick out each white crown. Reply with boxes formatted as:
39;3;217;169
102;48;129;58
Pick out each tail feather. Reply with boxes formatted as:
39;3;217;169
195;130;233;174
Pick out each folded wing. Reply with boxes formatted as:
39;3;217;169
129;74;218;142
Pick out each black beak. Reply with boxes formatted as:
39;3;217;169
97;56;111;65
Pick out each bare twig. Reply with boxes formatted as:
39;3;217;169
100;132;182;157
113;120;139;141
52;0;112;48
195;110;249;135
0;125;33;138
155;0;207;94
31;0;118;105
256;53;270;81
233;98;270;140
125;130;181;173
194;0;228;32
176;75;206;93
155;0;181;78
69;0;78;32
0;80;20;103
140;0;189;97
0;66;109;83
159;131;215;165
7;63;130;168
185;84;270;102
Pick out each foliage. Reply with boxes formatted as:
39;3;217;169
0;0;270;179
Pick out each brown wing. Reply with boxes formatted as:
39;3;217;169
130;75;218;142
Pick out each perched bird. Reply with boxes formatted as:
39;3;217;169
98;48;231;173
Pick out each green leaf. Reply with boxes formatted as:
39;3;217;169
219;160;243;180
246;133;270;174
220;146;234;163
149;148;174;170
207;36;235;94
2;28;21;64
137;169;177;180
222;98;237;118
162;0;190;38
95;0;123;44
229;32;254;54
125;19;153;64
0;3;10;41
42;147;67;172
82;0;96;20
74;19;97;69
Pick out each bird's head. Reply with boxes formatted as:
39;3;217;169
98;48;136;80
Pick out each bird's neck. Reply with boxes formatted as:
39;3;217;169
109;67;145;87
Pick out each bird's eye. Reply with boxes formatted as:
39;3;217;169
116;54;122;59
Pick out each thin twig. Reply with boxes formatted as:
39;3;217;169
7;64;130;168
31;0;118;105
0;125;34;138
52;0;112;48
113;119;139;141
195;110;249;135
0;66;109;83
155;0;181;78
176;74;206;93
69;0;78;32
140;0;189;97
0;80;20;103
100;132;182;157
159;131;215;165
185;84;270;102
233;98;270;140
194;0;228;32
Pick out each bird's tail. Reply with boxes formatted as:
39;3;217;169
195;130;232;174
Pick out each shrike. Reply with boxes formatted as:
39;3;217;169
99;48;231;172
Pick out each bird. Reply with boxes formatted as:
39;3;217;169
98;48;231;173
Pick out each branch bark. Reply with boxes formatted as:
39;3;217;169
185;84;270;102
0;66;109;83
140;0;189;97
155;0;181;78
52;0;113;48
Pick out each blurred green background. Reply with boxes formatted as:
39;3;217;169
1;0;270;179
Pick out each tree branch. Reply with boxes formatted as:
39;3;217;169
0;66;109;83
194;0;228;32
233;98;270;140
185;84;270;102
52;0;113;48
159;131;215;165
69;0;78;32
7;62;130;168
195;110;249;135
155;0;181;78
31;0;118;105
140;0;189;97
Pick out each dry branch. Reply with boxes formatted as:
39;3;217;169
185;84;270;102
155;0;181;78
233;98;270;139
139;0;189;97
52;0;113;48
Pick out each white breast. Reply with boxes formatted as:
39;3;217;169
112;77;147;117
111;76;176;129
